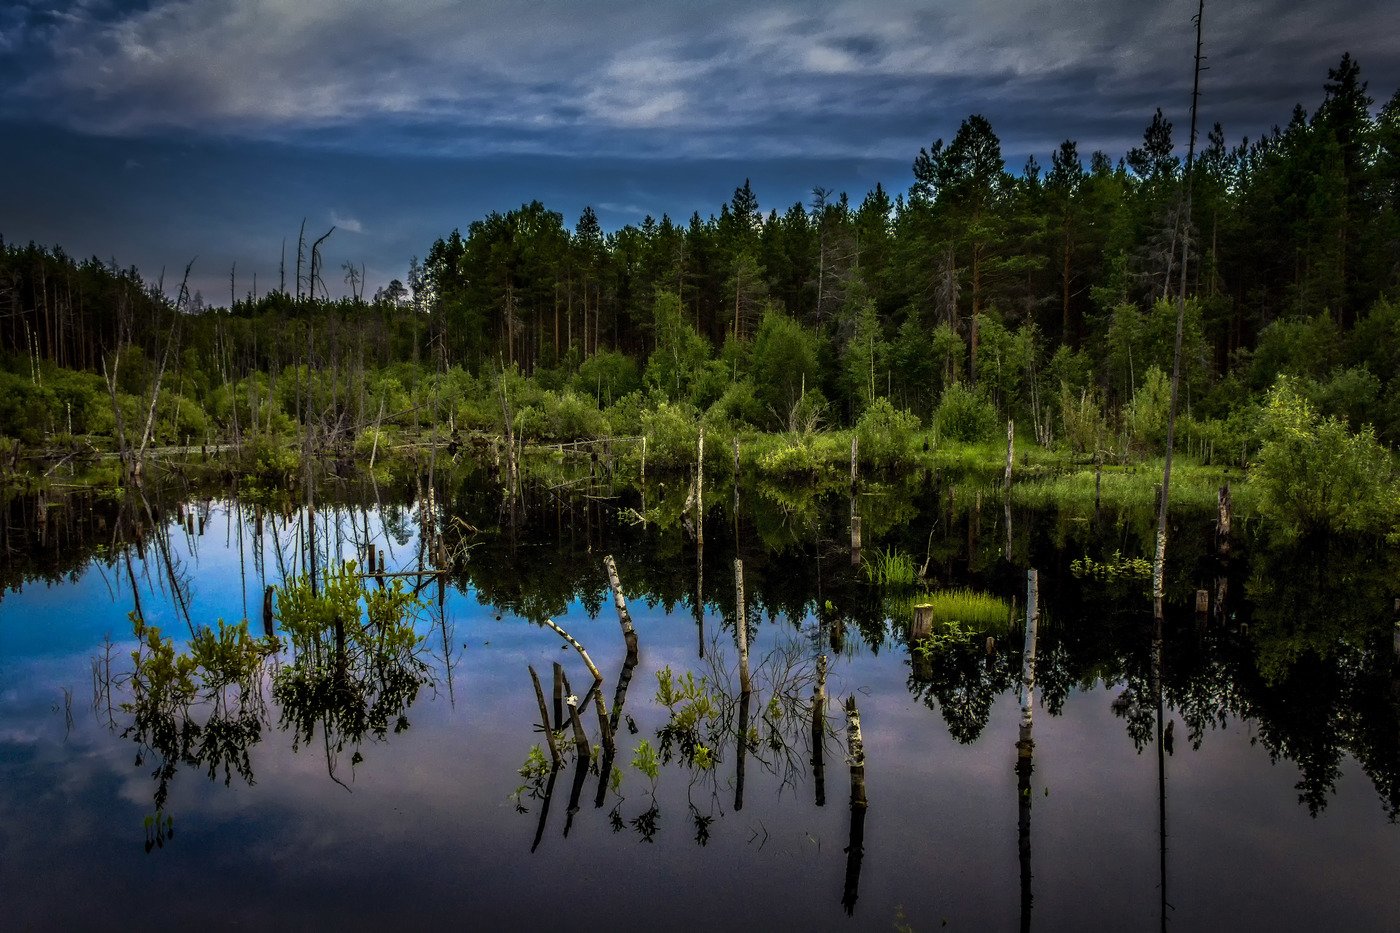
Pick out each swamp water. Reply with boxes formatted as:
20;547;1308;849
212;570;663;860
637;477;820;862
1;466;1398;930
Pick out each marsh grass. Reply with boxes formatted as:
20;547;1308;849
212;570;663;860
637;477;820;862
916;589;1015;630
863;547;918;588
1012;459;1254;515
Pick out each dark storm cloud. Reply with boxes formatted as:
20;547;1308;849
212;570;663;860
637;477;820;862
5;0;1396;160
1;1;1397;301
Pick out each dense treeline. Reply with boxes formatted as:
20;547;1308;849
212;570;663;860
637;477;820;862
1;55;1397;482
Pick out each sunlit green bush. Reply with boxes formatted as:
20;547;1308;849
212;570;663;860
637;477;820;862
934;383;997;443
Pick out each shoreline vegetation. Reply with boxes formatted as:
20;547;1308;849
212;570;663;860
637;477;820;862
2;53;1398;538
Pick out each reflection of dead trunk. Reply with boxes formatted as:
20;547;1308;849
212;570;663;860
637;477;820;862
1214;483;1231;622
530;768;559;853
735;559;751;694
735;687;751;812
1154;614;1168;933
262;585;275;640
812;654;827;807
842;695;867;917
850;495;861;568
563;752;590;837
696;540;705;659
1017;721;1034;933
735;557;752;812
552;662;565;730
528;664;562;769
695;428;705;548
542;618;604;688
1018;569;1039;932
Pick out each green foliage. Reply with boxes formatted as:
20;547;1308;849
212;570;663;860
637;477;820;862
1124;365;1171;454
631;738;661;782
514;390;607;442
272;562;431;760
750;309;820;427
935;383;998;443
912;618;980;658
645;290;711;401
915;589;1013;630
574;350;641;404
640;400;700;465
1253;378;1399;535
654;666;721;771
863;547;918;588
1058;382;1107;455
856;397;919;468
1071;550;1152;581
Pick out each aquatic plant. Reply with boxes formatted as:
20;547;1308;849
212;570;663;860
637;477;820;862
863;547;918;588
915;589;1013;630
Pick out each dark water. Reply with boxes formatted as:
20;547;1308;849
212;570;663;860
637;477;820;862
2;468;1398;931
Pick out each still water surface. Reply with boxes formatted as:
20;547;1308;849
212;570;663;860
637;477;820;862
1;474;1397;930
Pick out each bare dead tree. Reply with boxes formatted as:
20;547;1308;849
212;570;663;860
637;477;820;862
1153;0;1207;621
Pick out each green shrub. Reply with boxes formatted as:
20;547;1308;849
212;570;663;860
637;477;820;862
856;397;919;468
1124;365;1170;454
934;383;997;443
1253;377;1398;535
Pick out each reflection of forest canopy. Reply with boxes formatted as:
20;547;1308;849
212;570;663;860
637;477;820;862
22;462;1398;827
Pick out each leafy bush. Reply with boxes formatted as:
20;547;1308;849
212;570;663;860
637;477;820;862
934;383;997;443
1253;378;1398;535
1058;382;1107;456
856;397;919;468
1124;365;1170;454
705;378;764;428
640;401;700;465
574;350;641;404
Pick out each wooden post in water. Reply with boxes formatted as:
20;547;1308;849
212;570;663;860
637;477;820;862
912;603;934;680
850;435;859;487
566;697;590;758
1195;589;1210;620
1021;569;1039;735
846;696;866;805
604;556;639;661
912;603;934;642
529;665;563;768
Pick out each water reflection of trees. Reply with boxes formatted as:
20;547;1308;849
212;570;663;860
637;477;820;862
10;463;1396;832
100;559;433;846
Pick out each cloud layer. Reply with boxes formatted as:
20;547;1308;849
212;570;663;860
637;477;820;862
5;0;1398;160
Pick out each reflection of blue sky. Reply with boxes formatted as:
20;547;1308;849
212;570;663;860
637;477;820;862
2;503;1399;928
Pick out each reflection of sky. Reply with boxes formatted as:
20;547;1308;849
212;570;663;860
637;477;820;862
1;504;1398;929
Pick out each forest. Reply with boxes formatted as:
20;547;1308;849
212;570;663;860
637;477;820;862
1;54;1398;532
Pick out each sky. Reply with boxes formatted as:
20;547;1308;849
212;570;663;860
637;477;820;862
2;0;1398;301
